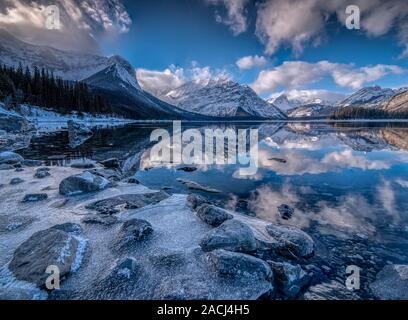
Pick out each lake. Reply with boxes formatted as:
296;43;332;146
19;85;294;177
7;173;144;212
18;121;408;297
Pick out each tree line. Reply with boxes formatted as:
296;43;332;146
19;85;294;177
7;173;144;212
0;63;112;115
329;106;408;120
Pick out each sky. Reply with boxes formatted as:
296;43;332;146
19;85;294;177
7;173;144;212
1;0;408;101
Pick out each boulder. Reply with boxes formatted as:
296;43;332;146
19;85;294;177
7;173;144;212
277;204;294;220
22;159;43;167
99;158;120;169
195;204;233;227
116;218;153;246
10;177;24;185
206;249;273;281
370;264;408;300
268;261;310;298
0;151;24;164
265;224;315;259
8;223;85;288
186;194;210;210
0;111;32;133
22;193;48;202
59;171;109;196
34;167;51;179
67;120;93;148
200;219;257;253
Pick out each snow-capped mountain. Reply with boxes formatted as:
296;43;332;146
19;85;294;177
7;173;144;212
162;78;286;119
338;86;396;108
288;104;339;119
267;94;302;112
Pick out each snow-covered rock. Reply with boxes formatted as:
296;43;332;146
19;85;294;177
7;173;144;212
288;103;339;119
338;86;396;109
267;94;302;112
160;78;286;119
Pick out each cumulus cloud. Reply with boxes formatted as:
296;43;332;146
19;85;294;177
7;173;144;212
254;0;408;57
137;62;230;97
205;0;249;35
0;0;131;53
251;60;404;94
236;55;267;70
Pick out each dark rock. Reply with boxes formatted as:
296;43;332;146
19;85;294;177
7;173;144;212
206;249;273;281
148;249;186;269
195;204;233;227
268;261;310;298
265;224;315;259
114;257;143;279
51;222;82;234
177;178;221;193
70;162;95;169
34;167;51;179
22;159;43;167
0;152;23;164
200;219;257;253
177;166;197;172
10;177;24;185
116;218;153;246
303;281;359;300
59;171;109;196
268;157;287;163
22;193;48;202
82;214;118;226
278;204;294;220
186;194;210;210
85;191;169;212
8;224;85;287
370;264;408;300
87;168;122;182
15;168;24;172
127;177;140;184
99;158;120;169
67;120;93;148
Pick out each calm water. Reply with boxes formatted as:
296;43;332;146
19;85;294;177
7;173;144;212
19;121;408;295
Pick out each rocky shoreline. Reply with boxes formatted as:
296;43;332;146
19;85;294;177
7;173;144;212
0;150;407;300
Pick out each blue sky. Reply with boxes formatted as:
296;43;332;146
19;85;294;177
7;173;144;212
1;0;407;100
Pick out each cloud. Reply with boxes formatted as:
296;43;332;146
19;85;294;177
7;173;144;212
254;0;408;57
137;62;230;97
236;55;267;70
251;60;404;94
0;0;131;53
205;0;249;35
136;65;186;98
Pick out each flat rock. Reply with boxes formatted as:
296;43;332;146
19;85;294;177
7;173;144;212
59;171;110;196
177;178;221;193
265;224;315;259
8;223;85;288
303;281;359;300
85;191;169;212
200;219;258;253
195;204;233;227
268;261;310;298
22;193;48;202
370;264;408;300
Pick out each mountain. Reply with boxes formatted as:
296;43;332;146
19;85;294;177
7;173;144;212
288;103;340;119
161;78;286;119
383;89;408;113
267;94;301;112
338;86;396;108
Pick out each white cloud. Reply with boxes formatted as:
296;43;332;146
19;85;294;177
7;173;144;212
236;55;267;70
254;0;408;57
137;62;230;97
0;0;132;53
205;0;249;35
251;60;404;94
